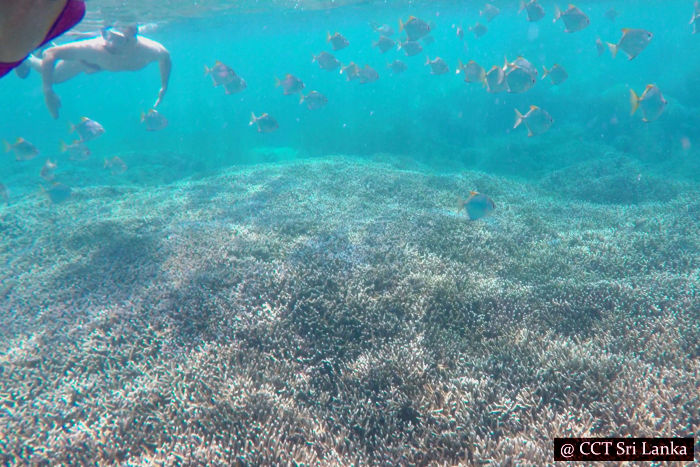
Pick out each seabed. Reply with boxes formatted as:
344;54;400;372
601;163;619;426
0;154;698;464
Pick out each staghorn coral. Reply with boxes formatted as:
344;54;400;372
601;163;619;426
0;156;698;465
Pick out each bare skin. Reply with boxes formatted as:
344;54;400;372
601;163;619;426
36;30;171;119
0;0;69;62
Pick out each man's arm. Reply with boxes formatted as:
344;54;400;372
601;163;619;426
40;43;84;119
153;49;171;108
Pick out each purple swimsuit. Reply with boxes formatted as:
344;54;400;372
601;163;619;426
0;0;86;78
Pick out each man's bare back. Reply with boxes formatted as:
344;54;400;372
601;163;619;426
35;26;171;119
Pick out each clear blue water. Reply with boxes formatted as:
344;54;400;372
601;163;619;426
2;0;699;194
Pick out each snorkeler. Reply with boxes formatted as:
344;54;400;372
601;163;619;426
23;25;172;119
0;0;86;78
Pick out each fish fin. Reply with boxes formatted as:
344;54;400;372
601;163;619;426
621;28;630;34
60;141;67;152
203;65;209;75
514;109;524;129
456;59;464;74
311;53;316;63
80;116;89;122
518;0;525;13
299;94;305;104
530;105;539;110
527;127;534;137
327;31;331;42
68;121;75;133
542;66;549;79
249;112;256;125
398;19;404;32
553;4;561;21
629;89;640;115
140;112;145;122
607;42;618;58
2;140;10;153
425;56;430;65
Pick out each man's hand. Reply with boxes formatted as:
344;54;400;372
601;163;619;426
44;88;61;119
153;86;166;108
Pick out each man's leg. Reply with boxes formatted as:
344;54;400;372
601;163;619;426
16;55;91;83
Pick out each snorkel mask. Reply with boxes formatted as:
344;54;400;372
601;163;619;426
102;25;137;53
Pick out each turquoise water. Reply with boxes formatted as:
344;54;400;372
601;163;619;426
1;1;699;464
2;0;699;186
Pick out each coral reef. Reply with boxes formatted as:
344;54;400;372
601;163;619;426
0;156;698;465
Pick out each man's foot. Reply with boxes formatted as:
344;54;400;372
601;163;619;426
15;61;30;79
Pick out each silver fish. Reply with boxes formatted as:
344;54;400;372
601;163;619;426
387;60;407;74
276;74;304;95
608;29;653;60
204;61;237;87
313;51;340;70
398;40;422;56
399;16;431;41
480;3;500;22
300;91;328;110
425;57;449;75
470;22;488;38
554;4;590;33
373;36;396;53
514;105;553;136
520;0;545;22
630;84;667;122
485;65;507;93
327;32;349;51
3;137;39;160
69;117;105;142
358;65;379;84
340;62;361;81
457;60;486;84
542;64;568;85
249;112;279;133
141;109;168;131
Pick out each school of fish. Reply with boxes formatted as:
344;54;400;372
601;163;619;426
2;3;683;215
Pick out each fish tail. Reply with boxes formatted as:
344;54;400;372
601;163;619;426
542;66;549;79
456;59;463;74
553;5;561;21
59;141;67;152
2;140;11;153
514;108;524;129
607;42;618;58
398;19;404;32
249;112;256;125
327;31;331;42
203;65;209;76
518;0;525;13
425;56;430;65
140;112;145;122
68;121;75;133
299;94;305;104
629;89;640;115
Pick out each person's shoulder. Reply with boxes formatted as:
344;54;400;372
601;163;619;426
137;36;168;53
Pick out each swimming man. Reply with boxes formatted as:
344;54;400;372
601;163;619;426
24;25;172;119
